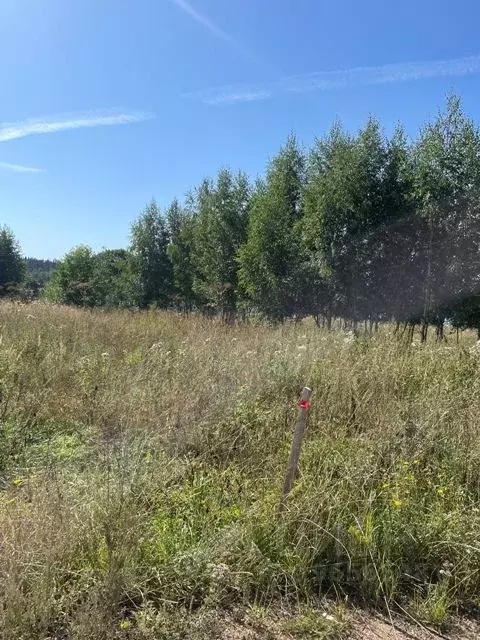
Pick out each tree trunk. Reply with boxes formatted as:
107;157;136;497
408;322;415;342
420;322;429;344
435;323;444;342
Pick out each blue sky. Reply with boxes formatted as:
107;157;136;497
2;0;480;259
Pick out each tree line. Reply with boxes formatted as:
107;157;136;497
0;230;58;297
3;95;480;337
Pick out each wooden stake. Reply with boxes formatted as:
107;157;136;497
278;386;312;515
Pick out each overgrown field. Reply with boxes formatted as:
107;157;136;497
1;303;480;639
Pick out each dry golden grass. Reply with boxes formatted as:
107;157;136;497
1;302;480;638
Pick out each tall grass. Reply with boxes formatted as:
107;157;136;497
1;302;480;638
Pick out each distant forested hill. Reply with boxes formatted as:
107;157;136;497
25;258;58;286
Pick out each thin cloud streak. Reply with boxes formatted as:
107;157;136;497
203;89;272;105
0;110;151;143
187;54;480;105
170;0;252;59
0;162;44;173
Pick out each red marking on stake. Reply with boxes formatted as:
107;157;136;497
298;399;310;410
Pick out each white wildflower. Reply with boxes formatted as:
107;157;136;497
322;613;336;622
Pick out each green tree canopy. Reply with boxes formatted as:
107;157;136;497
45;245;96;306
17;93;480;335
130;199;172;308
92;249;137;307
238;135;307;321
414;94;480;332
167;196;198;311
192;169;251;320
0;226;25;296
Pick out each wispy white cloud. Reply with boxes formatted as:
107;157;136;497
0;110;151;143
0;161;44;173
186;54;480;105
202;89;272;106
170;0;251;58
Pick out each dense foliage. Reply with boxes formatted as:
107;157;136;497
5;96;480;335
0;226;25;296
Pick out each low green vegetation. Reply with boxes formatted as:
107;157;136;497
1;303;480;638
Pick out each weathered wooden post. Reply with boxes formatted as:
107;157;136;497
278;386;312;515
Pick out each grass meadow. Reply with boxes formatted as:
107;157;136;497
1;302;480;638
